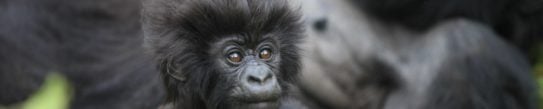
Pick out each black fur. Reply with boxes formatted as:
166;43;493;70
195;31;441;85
0;0;165;108
142;0;304;108
354;0;543;61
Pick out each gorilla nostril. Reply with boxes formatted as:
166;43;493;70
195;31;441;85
248;75;263;83
247;72;274;85
263;73;273;82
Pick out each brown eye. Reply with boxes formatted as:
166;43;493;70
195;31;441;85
227;52;243;63
259;49;272;60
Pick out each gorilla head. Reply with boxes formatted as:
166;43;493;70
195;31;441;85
141;0;303;108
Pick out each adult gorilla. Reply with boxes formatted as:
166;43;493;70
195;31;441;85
295;0;539;109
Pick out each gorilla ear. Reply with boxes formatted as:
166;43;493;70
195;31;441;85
162;60;187;82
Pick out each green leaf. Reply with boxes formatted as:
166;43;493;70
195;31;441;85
21;73;71;109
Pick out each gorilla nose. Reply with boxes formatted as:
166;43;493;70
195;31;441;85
241;66;280;98
237;65;281;102
247;71;273;84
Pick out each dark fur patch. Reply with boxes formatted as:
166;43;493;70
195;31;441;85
0;0;165;108
353;0;543;60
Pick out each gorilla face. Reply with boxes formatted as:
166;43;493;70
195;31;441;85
141;0;304;108
210;35;284;109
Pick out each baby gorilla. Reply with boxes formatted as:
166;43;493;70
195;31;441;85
142;0;304;109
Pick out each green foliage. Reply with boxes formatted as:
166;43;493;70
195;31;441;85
0;73;72;109
22;73;71;109
539;78;543;105
535;44;543;109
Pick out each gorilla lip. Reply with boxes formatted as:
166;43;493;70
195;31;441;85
241;101;279;109
234;93;280;103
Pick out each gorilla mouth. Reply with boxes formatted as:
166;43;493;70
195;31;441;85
239;100;279;109
244;98;278;103
231;94;280;109
229;84;282;104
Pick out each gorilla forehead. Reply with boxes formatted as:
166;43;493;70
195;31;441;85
143;0;303;43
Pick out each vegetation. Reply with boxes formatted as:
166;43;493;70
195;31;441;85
0;73;72;109
535;45;543;108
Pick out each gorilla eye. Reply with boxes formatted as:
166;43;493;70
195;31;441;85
259;49;272;60
227;52;243;63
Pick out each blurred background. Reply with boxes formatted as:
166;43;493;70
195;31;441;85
1;0;542;109
536;48;543;107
